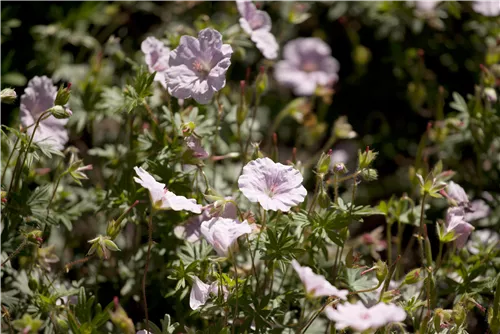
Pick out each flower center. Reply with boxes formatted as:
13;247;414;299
266;184;277;198
193;59;211;76
302;62;318;73
360;312;371;320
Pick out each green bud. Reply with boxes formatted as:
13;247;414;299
403;268;422;285
375;260;388;283
250;142;264;160
237;80;248;126
380;289;399;303
87;235;120;260
109;297;135;334
1;88;17;104
255;67;268;96
103;239;121;252
12;314;43;333
360;168;378;181
181;121;196;137
316;152;331;175
317;182;331;209
345;248;354;268
48;105;72;119
358;148;378;169
54;84;71;106
28;278;39;291
453;303;466;327
106;220;121;240
332;162;348;175
26;230;43;243
353;45;371;66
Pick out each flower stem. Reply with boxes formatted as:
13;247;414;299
419;193;428;265
387;223;393;266
230;249;239;334
212;94;223;180
1;238;28;267
243;94;261;163
142;211;154;333
301;298;338;334
46;172;66;218
1;135;20;186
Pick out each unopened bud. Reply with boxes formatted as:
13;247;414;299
109;297;134;334
317;182;331;209
403;268;422;285
251;142;264;160
54;84;71;106
1;88;17;104
332;162;348;175
316;152;331;175
181;121;196;137
358;148;378;169
255;66;268;96
375;260;388;283
48;105;72;119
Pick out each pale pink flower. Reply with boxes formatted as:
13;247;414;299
237;0;279;59
238;157;307;212
291;260;348;299
141;37;170;88
465;199;490;221
324;301;406;332
447;181;469;205
200;217;252;257
472;1;500;16
174;199;237;242
189;276;228;310
446;207;475;249
134;166;201;213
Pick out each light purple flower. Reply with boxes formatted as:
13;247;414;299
189;276;228;310
324;301;406;332
446;207;475;249
467;229;500;254
472;1;500;17
465;199;491;221
134;166;201;213
185;135;209;159
447;181;469;205
238;157;307;212
174;199;237;242
165;28;233;104
291;260;348;299
20;76;69;150
412;0;440;13
141;37;170;88
274;38;339;96
237;0;279;60
200;217;252;257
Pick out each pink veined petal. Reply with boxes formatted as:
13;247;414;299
165;65;199;99
191;79;214;104
163;191;202;213
189;276;211;310
198;28;223;54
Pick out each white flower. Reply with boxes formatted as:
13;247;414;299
465;199;491;221
472;1;500;16
237;0;279;59
324;301;406;332
467;229;500;254
445;207;475;249
185;135;209;159
238;157;307;212
133;166;201;213
291;260;348;299
141;37;170;88
200;217;252;257
20;76;69;150
189;276;228;310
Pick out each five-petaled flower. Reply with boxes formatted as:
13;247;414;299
237;0;279;60
274;38;340;96
324;301;406;332
200;217;252;257
238;157;307;212
291;260;348;299
166;28;233;104
185;135;209;159
134;166;201;213
445;207;475;249
141;36;170;88
20;76;70;150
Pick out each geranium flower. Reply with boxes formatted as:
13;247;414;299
20;76;69;150
237;0;278;59
467;229;500;254
141;36;170;88
291;260;348;299
472;1;500;16
174;199;237;242
324;301;406;332
185;135;209;159
464;199;491;221
189;276;228;310
165;28;233;104
447;181;469;205
238;157;307;212
133;166;201;213
445;207;475;249
200;217;252;256
274;38;339;96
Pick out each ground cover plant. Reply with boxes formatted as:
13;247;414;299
1;1;500;333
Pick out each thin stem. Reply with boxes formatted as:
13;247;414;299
435;241;443;272
395;221;404;280
333;174;339;204
301;298;338;334
1;135;20;186
1;238;28;267
379;255;401;301
419;193;428;266
230;249;239;334
47;172;65;218
348;281;382;295
143;101;158;124
308;177;321;214
212;94;223;180
387;223;393;266
243;94;261;163
64;255;93;273
143;211;154;333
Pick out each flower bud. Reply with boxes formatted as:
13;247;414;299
12;314;43;333
332;162;348;175
251;142;264;160
87;235;121;260
358;147;378;169
403;268;422;285
375;260;388;283
317;182;331;209
181;121;196;137
334;116;357;139
48;105;72;119
26;230;43;244
316;152;331;175
106;220;121;240
1;88;17;104
484;87;497;102
109;297;135;334
237;80;248;126
353;45;371;66
54;83;71;106
255;66;268;96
